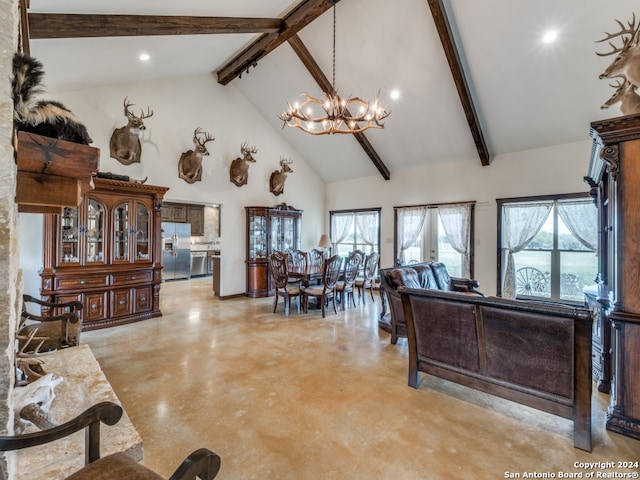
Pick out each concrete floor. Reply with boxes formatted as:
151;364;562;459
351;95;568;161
83;277;640;479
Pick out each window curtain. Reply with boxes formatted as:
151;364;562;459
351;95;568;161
330;213;354;248
557;200;597;251
437;203;472;277
396;206;428;264
502;202;553;299
355;212;378;253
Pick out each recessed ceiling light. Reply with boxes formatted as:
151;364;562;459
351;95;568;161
139;53;150;61
542;30;557;45
390;89;400;100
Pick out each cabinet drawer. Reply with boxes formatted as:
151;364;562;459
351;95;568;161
112;271;153;286
55;275;109;290
84;292;108;322
111;288;132;317
134;286;152;313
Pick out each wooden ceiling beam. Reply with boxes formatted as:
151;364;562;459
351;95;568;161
426;0;491;166
27;13;282;39
287;34;391;181
216;0;336;86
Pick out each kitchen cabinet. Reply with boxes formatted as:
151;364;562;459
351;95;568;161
245;204;302;297
40;178;169;330
161;202;204;236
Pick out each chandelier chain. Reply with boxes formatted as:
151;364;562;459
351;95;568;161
332;4;336;92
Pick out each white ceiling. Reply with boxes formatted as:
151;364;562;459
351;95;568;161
27;0;637;182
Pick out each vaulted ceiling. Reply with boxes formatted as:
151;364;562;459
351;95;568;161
24;0;637;183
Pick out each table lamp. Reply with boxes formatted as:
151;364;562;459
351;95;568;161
318;234;331;258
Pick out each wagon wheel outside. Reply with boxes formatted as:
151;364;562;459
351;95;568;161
515;267;548;296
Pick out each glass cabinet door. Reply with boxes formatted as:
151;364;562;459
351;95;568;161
113;202;130;262
249;213;267;259
60;206;80;264
271;216;296;254
135;202;150;261
85;199;104;264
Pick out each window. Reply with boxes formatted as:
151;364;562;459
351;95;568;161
329;209;380;258
497;194;597;303
394;202;474;278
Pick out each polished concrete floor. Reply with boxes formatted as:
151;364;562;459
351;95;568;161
83;277;640;479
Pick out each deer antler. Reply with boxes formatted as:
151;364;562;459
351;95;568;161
194;127;215;146
596;13;640;56
280;157;293;166
139;105;154;119
241;142;258;155
123;96;135;118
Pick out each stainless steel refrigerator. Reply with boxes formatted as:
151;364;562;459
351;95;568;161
161;222;191;280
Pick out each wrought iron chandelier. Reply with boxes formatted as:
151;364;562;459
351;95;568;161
278;3;390;135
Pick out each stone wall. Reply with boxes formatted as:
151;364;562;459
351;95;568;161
0;0;20;478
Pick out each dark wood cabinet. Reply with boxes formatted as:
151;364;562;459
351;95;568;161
40;178;169;330
245;204;302;298
587;114;640;441
187;205;204;236
161;202;204;236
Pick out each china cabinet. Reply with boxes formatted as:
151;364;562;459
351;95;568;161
587;114;640;441
40;178;169;330
245;204;302;297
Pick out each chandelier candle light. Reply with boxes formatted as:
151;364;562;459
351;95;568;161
278;2;390;135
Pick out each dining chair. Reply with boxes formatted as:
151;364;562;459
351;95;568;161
302;254;343;318
269;252;302;317
288;249;308;286
356;251;379;304
335;252;362;310
308;248;324;267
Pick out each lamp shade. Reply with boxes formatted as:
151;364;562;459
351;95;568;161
318;234;331;248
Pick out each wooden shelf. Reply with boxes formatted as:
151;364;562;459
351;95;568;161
15;131;100;213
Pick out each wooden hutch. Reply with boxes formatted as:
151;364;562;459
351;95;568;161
245;204;301;297
40;178;169;330
587;114;640;441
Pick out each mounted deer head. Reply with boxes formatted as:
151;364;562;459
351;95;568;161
269;157;293;196
229;142;257;187
178;127;215;184
597;14;640;87
601;76;640;115
109;97;154;165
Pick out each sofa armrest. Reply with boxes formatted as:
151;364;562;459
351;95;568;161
451;277;484;296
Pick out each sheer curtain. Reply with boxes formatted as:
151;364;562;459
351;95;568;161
557;200;597;251
355;212;378;253
437;203;472;277
330;213;354;248
502;202;553;298
396;206;428;264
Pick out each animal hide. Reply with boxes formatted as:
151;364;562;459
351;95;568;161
12;53;93;144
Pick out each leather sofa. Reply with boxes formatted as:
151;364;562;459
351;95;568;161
379;262;482;344
398;285;592;451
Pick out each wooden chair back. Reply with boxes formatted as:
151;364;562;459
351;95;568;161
309;248;324;267
269;252;289;290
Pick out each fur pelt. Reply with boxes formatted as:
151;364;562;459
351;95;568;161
12;53;93;144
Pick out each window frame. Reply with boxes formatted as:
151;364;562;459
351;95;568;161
393;201;475;278
329;207;381;257
496;192;595;302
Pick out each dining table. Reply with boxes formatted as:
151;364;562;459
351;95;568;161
288;263;324;286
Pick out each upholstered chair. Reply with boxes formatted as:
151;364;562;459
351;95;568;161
0;402;221;480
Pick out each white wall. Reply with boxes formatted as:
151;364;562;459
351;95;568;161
325;139;593;296
18;73;326;297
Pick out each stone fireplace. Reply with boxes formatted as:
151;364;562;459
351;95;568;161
0;1;25;478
